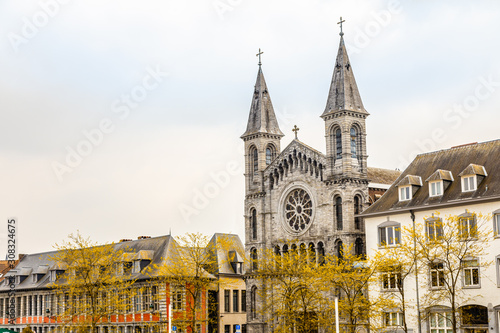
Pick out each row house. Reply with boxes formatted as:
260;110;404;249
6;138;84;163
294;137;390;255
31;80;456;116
0;234;246;333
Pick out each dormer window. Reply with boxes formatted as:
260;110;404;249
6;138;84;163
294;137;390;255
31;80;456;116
396;175;422;202
399;186;411;201
462;175;476;192
426;169;453;197
429;181;443;197
459;164;487;193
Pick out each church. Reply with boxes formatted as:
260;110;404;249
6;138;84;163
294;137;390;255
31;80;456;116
241;27;400;333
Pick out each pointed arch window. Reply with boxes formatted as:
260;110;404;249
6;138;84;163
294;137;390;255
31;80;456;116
266;145;275;165
250;248;258;271
350;127;357;158
336;129;342;160
335;196;343;230
354;195;362;230
250;208;257;240
335;240;343;261
250;286;257;319
355;238;365;257
252;148;258;175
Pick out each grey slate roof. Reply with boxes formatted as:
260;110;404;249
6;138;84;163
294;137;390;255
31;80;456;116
322;36;368;117
206;233;245;276
241;66;284;138
360;140;500;217
0;235;177;291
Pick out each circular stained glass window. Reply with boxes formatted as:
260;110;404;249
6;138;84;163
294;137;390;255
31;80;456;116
284;189;313;232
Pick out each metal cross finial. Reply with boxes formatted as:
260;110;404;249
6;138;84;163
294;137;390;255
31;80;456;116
292;125;300;139
338;16;345;36
256;48;264;67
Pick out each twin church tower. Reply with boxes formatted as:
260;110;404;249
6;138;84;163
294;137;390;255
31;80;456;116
240;26;397;333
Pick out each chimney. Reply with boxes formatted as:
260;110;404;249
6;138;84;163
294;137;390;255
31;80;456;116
137;236;151;240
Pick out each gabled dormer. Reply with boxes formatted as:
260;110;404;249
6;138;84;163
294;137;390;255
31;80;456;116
132;250;154;273
426;169;454;197
459;164;487;192
49;261;67;282
396;175;422;201
228;250;244;275
32;265;49;283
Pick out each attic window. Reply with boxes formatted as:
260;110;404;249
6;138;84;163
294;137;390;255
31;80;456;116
396;175;422;202
399;186;411;201
462;175;476;192
459;164;487;192
429;181;443;197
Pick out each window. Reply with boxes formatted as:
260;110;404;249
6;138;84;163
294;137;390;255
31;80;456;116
172;287;183;311
252;148;258;175
494;213;500;236
378;224;400;246
250;209;257;240
335;196;343;230
250;248;258;271
384;312;403;327
429;312;452;333
459;214;477;238
335;128;342;160
462;175;476;192
241;290;246;312
123;262;132;274
224;326;230;333
429;181;443;197
266;146;275;165
224;290;230;313
350;127;357;158
426;217;443;241
233;290;239;312
399;186;411;201
381;272;402;291
430;262;445;288
354;238;364;257
496;256;500;287
354;195;362;230
250;286;257;319
463;259;480;287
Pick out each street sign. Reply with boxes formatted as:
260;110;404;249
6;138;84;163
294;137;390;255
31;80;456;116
172;326;177;332
235;325;241;333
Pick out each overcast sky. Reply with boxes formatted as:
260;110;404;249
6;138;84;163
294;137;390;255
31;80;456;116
1;0;499;255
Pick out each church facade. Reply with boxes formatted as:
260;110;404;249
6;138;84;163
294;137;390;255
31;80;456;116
241;33;399;333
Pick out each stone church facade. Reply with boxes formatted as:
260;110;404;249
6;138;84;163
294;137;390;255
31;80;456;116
241;33;400;333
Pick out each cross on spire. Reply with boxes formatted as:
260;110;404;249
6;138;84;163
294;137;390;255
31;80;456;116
256;48;264;67
292;125;300;139
338;16;345;36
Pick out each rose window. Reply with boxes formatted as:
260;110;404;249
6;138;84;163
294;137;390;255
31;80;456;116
284;189;313;232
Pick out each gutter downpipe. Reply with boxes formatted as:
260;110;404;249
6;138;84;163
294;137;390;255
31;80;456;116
410;210;422;333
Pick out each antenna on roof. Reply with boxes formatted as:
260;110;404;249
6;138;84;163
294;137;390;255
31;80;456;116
169;228;172;236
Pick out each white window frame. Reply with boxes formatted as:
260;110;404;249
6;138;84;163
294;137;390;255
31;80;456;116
429;312;452;333
378;223;401;247
461;175;477;192
384;312;404;327
172;287;184;311
459;214;477;239
399;186;412;201
426;218;443;241
494;213;500;237
429;181;443;197
381;272;402;291
430;262;446;288
462;259;480;288
496;255;500;287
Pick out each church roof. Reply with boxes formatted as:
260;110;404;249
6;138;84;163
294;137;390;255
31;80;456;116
360;140;500;217
241;66;284;138
322;36;368;117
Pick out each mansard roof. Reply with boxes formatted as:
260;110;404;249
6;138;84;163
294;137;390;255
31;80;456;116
206;233;245;276
360;140;500;217
241;66;284;138
322;36;368;117
0;235;181;291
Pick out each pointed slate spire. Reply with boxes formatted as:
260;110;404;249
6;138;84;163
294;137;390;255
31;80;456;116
322;36;368;117
241;65;284;138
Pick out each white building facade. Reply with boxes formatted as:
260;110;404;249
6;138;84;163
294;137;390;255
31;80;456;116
361;140;500;333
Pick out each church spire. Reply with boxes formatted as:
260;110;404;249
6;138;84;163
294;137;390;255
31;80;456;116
241;53;284;138
322;28;368;117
